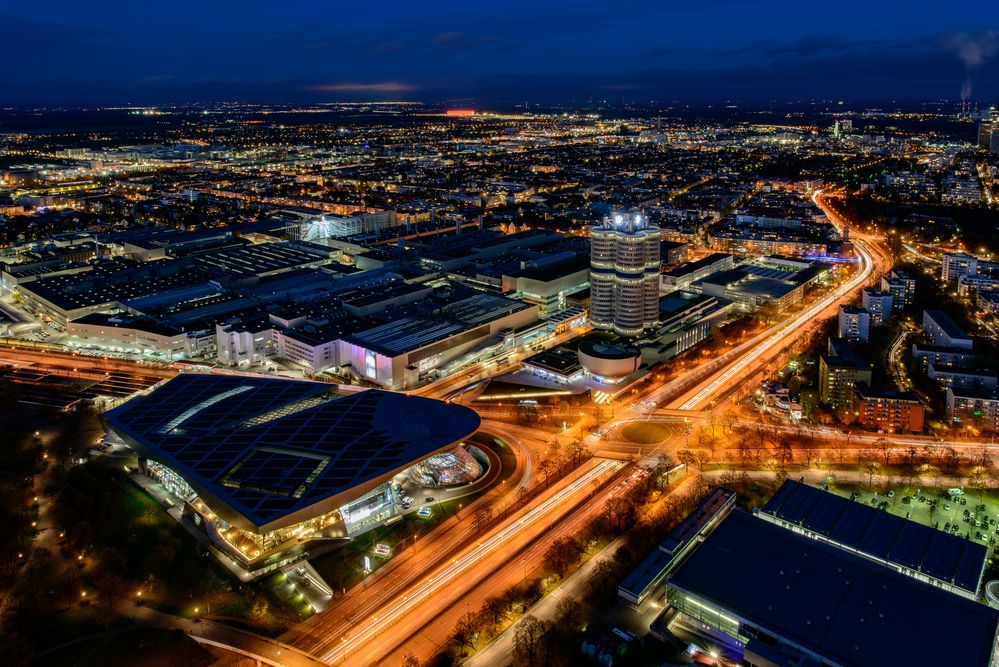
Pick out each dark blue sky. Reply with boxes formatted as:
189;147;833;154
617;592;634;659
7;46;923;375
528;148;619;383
7;1;999;104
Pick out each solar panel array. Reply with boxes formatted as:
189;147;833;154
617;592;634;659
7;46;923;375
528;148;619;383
104;373;480;528
760;480;986;594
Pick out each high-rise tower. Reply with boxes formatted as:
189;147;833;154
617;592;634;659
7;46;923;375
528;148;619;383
589;213;661;337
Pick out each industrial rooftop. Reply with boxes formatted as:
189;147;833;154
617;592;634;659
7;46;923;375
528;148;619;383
761;479;987;595
669;510;999;667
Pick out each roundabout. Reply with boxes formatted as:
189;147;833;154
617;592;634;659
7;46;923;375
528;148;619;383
620;421;673;445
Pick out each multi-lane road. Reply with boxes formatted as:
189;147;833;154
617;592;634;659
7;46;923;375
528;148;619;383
669;238;888;411
0;191;908;667
289;459;625;666
289;218;888;660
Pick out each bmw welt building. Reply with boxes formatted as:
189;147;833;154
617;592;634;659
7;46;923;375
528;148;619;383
104;373;480;575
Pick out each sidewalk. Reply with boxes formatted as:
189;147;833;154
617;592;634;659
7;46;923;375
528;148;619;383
465;539;621;667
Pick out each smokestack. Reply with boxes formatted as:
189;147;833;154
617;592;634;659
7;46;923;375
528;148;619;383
941;29;999;103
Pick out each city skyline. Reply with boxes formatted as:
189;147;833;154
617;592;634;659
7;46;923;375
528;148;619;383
4;2;999;104
7;7;999;666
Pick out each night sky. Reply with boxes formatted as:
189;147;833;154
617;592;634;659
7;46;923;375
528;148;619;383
6;0;999;105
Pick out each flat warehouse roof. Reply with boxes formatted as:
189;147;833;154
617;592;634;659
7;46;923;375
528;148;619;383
344;317;468;357
191;241;324;276
669;511;999;667
104;374;480;532
760;480;986;594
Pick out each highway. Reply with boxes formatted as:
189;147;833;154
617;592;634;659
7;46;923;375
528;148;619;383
669;236;882;411
293;458;625;665
280;422;537;641
0;344;178;378
646;190;890;415
379;464;659;667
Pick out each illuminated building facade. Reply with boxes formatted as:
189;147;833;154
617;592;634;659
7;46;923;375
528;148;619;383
589;213;661;337
105;373;480;575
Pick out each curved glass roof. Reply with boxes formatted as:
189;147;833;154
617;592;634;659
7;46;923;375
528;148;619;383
104;374;480;530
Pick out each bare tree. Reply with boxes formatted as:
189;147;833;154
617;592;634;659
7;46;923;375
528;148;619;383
677;447;695;470
801;441;816;469
721;412;737;435
452;611;479;654
555;595;582;631
865;461;880;488
773;437;793;471
564;439;589;468
481;596;508;632
655;451;677;489
537;458;558;487
876;438;893;466
545;537;583;577
513;615;551;667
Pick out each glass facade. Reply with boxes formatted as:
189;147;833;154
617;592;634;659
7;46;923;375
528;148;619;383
147;459;197;501
341;483;396;534
667;588;747;642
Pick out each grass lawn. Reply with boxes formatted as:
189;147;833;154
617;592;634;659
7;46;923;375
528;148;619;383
28;605;132;651
83;476;310;637
621;422;671;445
33;627;214;667
261;571;316;618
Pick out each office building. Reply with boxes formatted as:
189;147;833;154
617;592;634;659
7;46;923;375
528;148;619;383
696;267;804;313
666;508;999;667
923;310;973;349
589;213;661;337
660;253;734;292
340;293;539;390
928;364;999;393
882;270;915;307
501;255;590;315
947;388;999;429
760;480;987;599
911;342;975;369
942;253;980;283
618;489;735;606
659;240;689;267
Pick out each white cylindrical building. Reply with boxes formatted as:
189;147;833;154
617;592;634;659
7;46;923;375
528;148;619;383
589;213;660;337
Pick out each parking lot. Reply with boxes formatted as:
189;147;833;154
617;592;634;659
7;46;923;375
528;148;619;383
830;483;999;550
